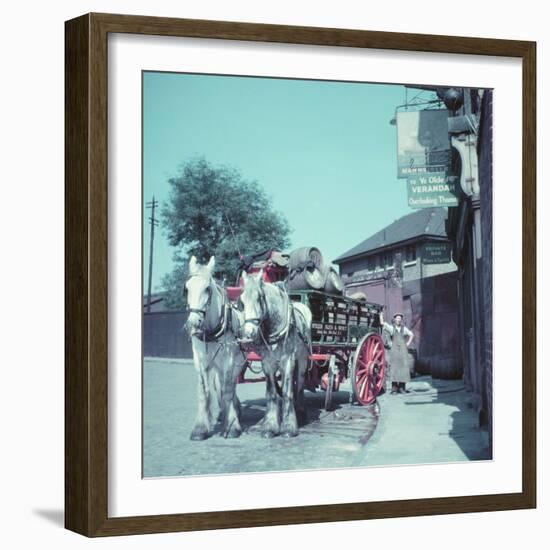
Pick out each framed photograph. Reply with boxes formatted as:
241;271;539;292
65;13;536;537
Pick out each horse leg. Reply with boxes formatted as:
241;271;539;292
280;352;299;438
220;351;243;439
190;343;212;441
262;359;281;438
294;347;308;426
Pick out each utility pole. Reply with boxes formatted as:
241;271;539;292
145;196;159;313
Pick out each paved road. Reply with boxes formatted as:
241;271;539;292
358;378;491;467
143;359;490;478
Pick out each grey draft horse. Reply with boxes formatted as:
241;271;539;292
184;256;244;440
239;271;312;438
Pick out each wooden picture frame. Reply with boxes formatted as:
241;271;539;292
65;12;536;537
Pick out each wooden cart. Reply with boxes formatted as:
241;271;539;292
287;289;387;410
229;255;387;410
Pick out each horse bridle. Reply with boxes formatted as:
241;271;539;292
186;275;213;318
243;285;269;329
186;275;231;343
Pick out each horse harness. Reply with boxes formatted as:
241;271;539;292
243;282;296;349
187;277;234;343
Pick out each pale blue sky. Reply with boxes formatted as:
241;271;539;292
143;72;414;290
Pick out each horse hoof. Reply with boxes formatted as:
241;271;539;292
190;430;209;441
281;429;298;438
227;427;242;439
262;430;278;439
220;426;242;439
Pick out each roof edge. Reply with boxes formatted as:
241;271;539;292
333;234;449;264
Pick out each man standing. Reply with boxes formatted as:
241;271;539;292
380;312;414;394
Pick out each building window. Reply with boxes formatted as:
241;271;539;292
366;256;376;271
384;251;394;267
405;244;417;262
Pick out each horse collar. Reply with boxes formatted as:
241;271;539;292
259;285;292;346
193;281;228;342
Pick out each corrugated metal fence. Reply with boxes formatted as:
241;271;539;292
143;311;193;358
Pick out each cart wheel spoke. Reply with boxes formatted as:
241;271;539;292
355;363;369;376
358;372;371;399
361;375;375;401
357;371;370;389
356;365;366;377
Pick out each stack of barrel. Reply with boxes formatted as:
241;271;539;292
286;247;345;295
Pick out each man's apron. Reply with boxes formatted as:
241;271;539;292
389;327;411;383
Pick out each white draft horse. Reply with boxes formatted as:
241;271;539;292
184;256;244;440
239;271;312;438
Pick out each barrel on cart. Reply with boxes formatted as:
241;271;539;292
228;250;387;410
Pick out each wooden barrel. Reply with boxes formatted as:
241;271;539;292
286;266;325;290
408;348;418;378
288;247;324;271
347;291;368;302
415;356;431;375
323;267;344;295
286;247;325;290
430;354;463;380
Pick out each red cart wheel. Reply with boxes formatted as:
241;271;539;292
351;333;386;405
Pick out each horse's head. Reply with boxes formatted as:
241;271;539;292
239;270;266;343
184;255;215;338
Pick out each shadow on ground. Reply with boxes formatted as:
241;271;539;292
235;387;353;435
401;375;491;461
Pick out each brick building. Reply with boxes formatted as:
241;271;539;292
446;89;493;439
333;207;460;373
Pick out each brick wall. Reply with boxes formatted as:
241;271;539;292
402;257;457;281
340;241;457;282
341;242;459;362
402;271;459;360
478;89;493;445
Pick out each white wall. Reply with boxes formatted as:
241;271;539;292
1;1;546;548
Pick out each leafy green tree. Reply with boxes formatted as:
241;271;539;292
160;158;291;308
159;262;189;311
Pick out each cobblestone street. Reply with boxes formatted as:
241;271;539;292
143;358;491;478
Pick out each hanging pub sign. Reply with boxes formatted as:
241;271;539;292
420;241;453;264
407;171;460;208
396;109;451;178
